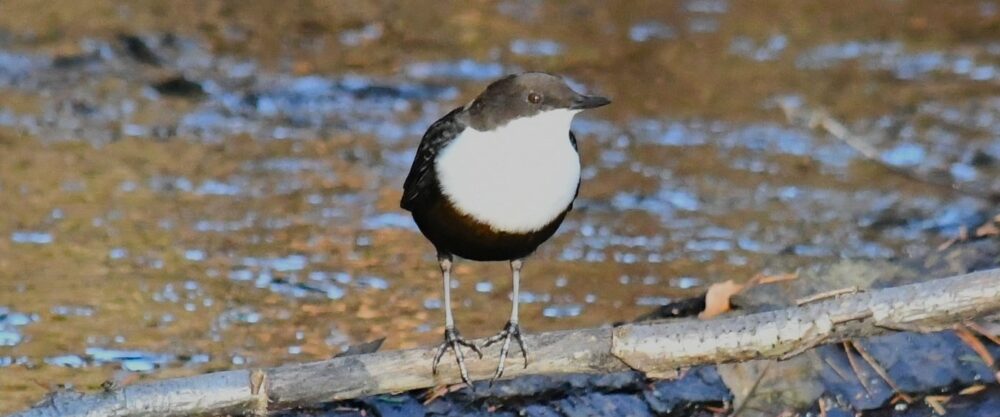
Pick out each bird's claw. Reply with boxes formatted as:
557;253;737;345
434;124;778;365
483;321;528;383
432;327;482;387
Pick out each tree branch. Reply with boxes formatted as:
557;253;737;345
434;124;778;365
10;269;1000;417
777;100;1000;203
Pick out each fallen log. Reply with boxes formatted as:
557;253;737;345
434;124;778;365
10;268;1000;417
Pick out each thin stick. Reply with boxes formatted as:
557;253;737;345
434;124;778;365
954;325;996;368
965;321;1000;346
925;395;950;416
850;341;915;403
823;355;852;382
796;287;859;306
730;362;773;417
843;341;874;396
779;101;1000;203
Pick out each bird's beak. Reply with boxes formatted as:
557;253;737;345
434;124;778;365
571;94;611;110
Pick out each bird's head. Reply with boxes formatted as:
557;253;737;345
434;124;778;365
466;72;610;130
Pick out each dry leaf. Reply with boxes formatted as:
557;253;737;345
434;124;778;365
975;222;999;237
699;280;744;319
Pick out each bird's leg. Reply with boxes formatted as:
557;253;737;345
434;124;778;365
431;254;481;386
484;258;528;382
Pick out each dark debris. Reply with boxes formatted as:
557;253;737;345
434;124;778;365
118;34;161;66
152;76;205;98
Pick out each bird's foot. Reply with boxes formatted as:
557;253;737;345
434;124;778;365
483;321;528;383
432;327;483;386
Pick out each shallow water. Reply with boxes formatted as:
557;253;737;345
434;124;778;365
1;0;1000;412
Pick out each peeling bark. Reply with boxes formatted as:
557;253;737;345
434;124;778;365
9;269;1000;417
612;269;1000;375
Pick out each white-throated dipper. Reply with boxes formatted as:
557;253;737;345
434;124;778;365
401;72;610;384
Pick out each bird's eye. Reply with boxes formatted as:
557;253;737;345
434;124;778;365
527;92;542;104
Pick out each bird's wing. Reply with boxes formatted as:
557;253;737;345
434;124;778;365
570;131;581;200
401;106;467;211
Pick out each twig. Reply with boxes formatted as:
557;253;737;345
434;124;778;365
832;310;874;325
925;395;950;416
779;101;1000;203
747;271;799;286
780;323;830;360
954;325;995;367
965;321;1000;346
843;342;874;396
422;383;467;405
850;341;915;403
730;362;772;417
938;226;969;252
823;355;852;382
796;287;859;306
959;385;986;395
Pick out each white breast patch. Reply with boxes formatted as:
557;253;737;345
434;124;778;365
435;109;582;233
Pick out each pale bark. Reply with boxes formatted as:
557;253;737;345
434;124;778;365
9;268;1000;417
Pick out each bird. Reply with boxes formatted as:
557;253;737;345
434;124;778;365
400;72;610;385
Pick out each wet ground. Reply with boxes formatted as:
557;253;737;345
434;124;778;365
2;0;1000;413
